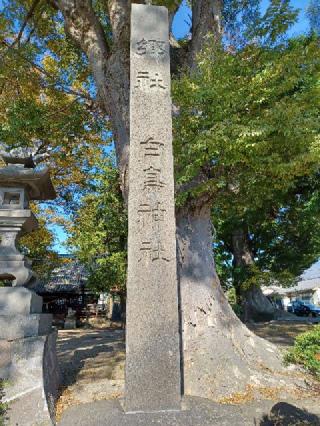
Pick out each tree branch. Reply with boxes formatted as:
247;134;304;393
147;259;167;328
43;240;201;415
11;0;41;47
56;0;131;197
1;40;95;105
107;0;130;52
57;0;111;53
56;0;111;111
188;0;223;67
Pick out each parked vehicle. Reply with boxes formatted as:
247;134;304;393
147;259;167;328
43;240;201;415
287;300;302;313
288;300;320;317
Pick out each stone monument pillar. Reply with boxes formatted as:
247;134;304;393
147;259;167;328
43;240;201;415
126;3;181;413
0;153;59;425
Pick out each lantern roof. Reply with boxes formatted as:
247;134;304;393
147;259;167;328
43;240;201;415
0;165;56;201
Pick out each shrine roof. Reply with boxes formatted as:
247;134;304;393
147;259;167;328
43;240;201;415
31;259;89;295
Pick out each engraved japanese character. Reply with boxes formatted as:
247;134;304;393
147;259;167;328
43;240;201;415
151;202;166;222
150;73;166;89
137;202;166;228
143;166;165;190
140;137;164;156
136;39;167;56
134;71;167;91
139;239;169;262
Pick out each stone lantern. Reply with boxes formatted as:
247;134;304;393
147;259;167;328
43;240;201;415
0;154;55;286
0;151;60;426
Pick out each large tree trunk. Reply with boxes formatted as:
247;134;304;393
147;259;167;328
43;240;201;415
176;204;294;400
231;228;275;322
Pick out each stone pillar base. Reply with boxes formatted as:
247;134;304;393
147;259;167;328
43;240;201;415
0;330;60;426
0;287;43;314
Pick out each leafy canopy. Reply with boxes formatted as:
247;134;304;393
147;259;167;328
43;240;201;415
68;157;127;294
173;2;320;289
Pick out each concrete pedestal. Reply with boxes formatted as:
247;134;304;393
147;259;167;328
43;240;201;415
0;288;60;425
0;313;52;340
57;397;254;426
1;331;60;426
58;396;320;426
0;287;43;314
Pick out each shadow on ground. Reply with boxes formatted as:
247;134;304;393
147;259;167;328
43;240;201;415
258;402;320;425
247;322;317;348
56;325;320;424
57;328;125;387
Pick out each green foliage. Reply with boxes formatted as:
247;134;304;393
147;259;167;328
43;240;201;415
254;178;320;277
307;0;320;35
252;0;298;44
173;35;320;206
68;156;127;294
86;251;127;294
0;0;108;268
213;174;320;293
0;0;107;200
173;2;320;297
285;325;320;379
225;287;243;317
0;380;7;426
213;238;233;290
18;215;62;282
2;0;319;301
223;0;298;48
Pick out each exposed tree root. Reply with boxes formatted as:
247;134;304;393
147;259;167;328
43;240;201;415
176;205;315;402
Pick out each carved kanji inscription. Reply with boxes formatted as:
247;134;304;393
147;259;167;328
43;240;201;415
136;38;167;56
139;239;169;262
137;201;166;229
140;137;164;156
134;71;167;91
143;166;165;190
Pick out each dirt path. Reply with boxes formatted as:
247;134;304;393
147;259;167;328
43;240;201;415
56;327;125;421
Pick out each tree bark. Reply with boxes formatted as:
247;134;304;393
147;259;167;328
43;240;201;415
176;204;294;399
231;228;275;322
56;0;130;197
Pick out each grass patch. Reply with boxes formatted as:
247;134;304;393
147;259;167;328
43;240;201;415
285;325;320;379
0;380;7;426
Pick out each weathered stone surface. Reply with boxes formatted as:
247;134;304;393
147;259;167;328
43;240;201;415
0;210;38;234
59;397;236;426
0;287;43;315
0;313;52;340
125;4;181;413
0;209;38;285
0;259;35;286
0;162;55;286
59;397;320;426
0;152;58;425
1;330;60;425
